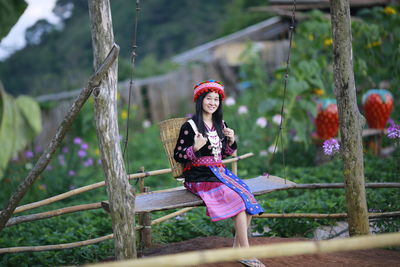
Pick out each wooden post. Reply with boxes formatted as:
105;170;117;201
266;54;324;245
88;0;137;259
330;0;370;236
139;187;152;249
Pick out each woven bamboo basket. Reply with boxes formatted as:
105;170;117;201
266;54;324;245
159;117;189;178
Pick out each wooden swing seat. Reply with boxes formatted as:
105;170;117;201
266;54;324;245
102;175;295;213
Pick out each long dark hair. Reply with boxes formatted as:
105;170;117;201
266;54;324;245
192;92;225;139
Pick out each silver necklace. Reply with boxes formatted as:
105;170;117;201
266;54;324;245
207;130;222;161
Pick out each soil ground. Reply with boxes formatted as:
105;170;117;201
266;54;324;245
139;236;400;267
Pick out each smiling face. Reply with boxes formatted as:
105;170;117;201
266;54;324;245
202;91;220;115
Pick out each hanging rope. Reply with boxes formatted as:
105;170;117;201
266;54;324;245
122;0;141;175
269;0;297;181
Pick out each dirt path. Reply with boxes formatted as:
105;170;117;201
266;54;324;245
140;236;400;267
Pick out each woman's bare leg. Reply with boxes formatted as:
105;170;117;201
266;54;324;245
233;211;250;248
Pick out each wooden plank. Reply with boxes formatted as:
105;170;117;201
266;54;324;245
134;175;295;213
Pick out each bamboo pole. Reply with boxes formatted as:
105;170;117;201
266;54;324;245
11;153;254;214
290;182;400;189
85;232;400;267
254;211;400;219
6;203;102;227
1;208;192;254
0;234;114;254
151;207;194;225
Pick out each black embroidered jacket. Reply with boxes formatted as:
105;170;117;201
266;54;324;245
173;121;237;182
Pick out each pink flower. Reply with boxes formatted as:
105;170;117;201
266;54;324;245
268;145;278;153
272;114;282;125
323;138;340;155
238;105;248;115
256;117;268;128
142;119;151;128
225;97;236;106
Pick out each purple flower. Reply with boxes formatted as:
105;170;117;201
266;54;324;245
323;138;340;155
387;122;400;139
80;143;89;150
62;146;69;153
83;158;94;167
68;170;76;176
58;154;66;166
77;150;87;158
175;215;184;221
35;145;43;153
24;151;34;158
73;137;82;145
46;164;53;170
69;185;77;190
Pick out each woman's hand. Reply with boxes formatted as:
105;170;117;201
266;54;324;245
193;132;208;152
223;127;235;146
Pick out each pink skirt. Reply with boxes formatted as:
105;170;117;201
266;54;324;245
184;182;246;222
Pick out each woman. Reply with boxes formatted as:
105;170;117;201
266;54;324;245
173;80;265;267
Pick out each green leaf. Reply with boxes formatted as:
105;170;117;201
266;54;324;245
0;84;16;179
16;95;42;135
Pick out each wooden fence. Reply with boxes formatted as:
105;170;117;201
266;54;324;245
1;152;399;254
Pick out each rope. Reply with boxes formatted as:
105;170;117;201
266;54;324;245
269;0;297;182
122;0;141;177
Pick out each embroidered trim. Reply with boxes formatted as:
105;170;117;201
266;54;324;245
214;167;258;204
192;156;222;165
225;144;236;156
186;146;198;161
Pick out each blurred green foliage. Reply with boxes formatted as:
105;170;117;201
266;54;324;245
0;0;270;96
0;0;27;39
1;5;400;266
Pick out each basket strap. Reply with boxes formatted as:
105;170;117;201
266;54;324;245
187;119;199;135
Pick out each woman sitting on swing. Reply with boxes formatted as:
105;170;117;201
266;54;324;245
173;80;265;267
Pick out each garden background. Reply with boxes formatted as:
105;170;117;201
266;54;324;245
0;1;399;266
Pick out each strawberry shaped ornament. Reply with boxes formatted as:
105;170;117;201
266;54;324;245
362;89;393;129
315;99;339;140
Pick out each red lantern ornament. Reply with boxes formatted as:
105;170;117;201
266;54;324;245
315;99;339;140
362;89;393;129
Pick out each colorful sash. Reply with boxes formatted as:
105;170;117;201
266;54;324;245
209;166;264;215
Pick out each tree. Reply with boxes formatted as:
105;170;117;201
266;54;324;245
330;0;370;236
88;0;137;259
